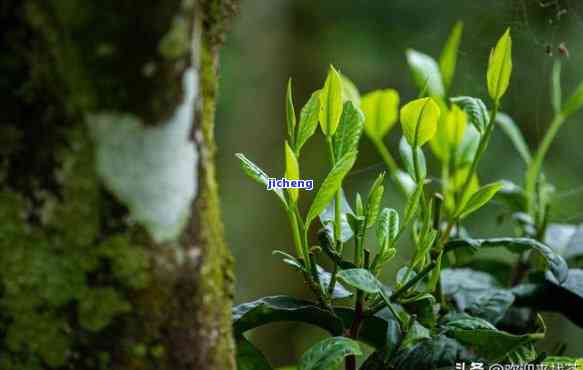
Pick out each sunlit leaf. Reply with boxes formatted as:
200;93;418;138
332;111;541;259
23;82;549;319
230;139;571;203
285;141;300;202
306;151;357;225
400;98;441;147
362;89;400;141
487;28;513;101
450;96;489;134
319;65;344;136
457;181;504;219
334;101;364;159
296;91;321;155
236;153;287;207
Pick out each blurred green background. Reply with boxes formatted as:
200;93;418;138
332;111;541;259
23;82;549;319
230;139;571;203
216;0;583;366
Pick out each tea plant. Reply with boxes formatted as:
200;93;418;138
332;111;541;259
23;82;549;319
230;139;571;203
234;24;583;370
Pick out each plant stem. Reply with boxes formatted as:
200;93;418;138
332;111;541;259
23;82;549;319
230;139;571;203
372;139;408;196
525;113;565;215
287;208;305;263
437;101;500;247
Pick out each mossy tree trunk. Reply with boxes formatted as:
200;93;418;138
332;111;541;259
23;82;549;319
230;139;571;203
0;1;238;369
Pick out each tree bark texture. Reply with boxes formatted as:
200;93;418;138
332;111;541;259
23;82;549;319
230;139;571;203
0;1;238;369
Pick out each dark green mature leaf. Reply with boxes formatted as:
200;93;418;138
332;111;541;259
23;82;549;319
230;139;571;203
449;315;545;362
236;153;287;206
441;268;514;324
399;137;426;180
307;151;357;225
296;91;321;154
334;101;364;159
236;336;274;370
544;224;583;262
514;269;583;328
299;337;361;370
444;238;569;284
391;335;472;370
450;96;489;133
406;49;445;97
496;112;531;164
233;296;344;336
319;189;354;243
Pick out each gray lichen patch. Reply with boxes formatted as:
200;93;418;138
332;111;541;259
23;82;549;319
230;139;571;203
88;69;199;243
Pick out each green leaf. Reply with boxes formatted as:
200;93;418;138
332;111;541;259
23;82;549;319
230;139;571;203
338;268;382;294
306;151;357;225
439;21;464;91
376;208;399;249
430;104;467;161
448;315;545;362
562;79;583;117
365;173;385;229
285;141;300;202
441;268;514;324
273;250;305;271
455;124;480;166
495;180;527;212
496;112;531;164
236;336;274;370
543;357;583;367
399;137;426;180
236;153;287;207
513;269;583;328
319;189;354;243
361;89;400;141
299;337;362;370
317;265;353;299
544;224;583;261
395;170;417;196
233;296;344;336
406;49;445;97
403;183;424;226
450;96;489;134
341;73;361;105
456;181;504;219
334;101;364;159
319;65;344;136
391;335;471;370
296;91;321;155
286;78;296;141
444;238;569;284
400;97;441;147
441;312;497;331
487;28;513;101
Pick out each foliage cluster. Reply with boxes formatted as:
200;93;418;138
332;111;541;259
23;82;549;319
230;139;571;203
235;24;583;370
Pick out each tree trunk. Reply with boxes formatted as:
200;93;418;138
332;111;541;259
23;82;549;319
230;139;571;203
0;1;238;369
